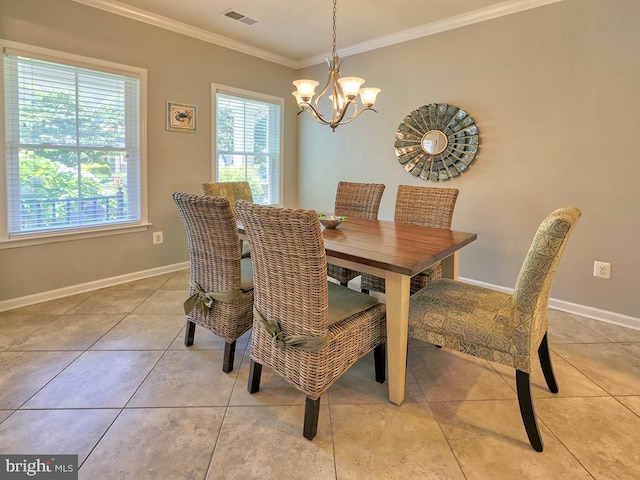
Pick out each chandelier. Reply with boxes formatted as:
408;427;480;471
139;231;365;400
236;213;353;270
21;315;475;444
292;0;381;131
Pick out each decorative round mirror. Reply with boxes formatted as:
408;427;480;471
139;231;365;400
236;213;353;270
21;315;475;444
422;130;448;155
395;103;479;181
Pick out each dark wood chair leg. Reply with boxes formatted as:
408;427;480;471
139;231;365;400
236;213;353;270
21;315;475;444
516;370;544;452
303;397;321;440
361;288;370;294
538;332;559;393
340;281;349;287
247;360;262;394
222;341;236;373
184;320;196;346
374;344;386;383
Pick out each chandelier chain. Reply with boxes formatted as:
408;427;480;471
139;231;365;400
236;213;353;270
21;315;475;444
332;0;337;57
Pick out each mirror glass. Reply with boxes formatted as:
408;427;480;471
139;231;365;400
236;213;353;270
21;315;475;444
421;130;448;155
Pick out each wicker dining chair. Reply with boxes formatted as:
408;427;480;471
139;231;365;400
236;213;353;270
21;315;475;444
236;200;387;440
327;181;386;287
360;185;458;295
408;207;581;451
173;191;254;373
202;181;254;258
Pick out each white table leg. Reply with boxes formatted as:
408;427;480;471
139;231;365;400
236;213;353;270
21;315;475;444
385;272;410;405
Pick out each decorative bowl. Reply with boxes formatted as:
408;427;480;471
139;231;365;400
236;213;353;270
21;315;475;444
318;213;346;229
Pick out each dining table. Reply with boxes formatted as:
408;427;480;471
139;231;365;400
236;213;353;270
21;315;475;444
240;216;477;405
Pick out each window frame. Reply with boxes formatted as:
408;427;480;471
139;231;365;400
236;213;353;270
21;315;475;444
0;40;148;249
211;83;283;206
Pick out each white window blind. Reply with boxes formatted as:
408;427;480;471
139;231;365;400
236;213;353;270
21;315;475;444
215;90;282;205
4;49;142;237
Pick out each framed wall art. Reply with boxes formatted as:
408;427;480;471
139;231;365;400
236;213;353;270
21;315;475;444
166;101;198;133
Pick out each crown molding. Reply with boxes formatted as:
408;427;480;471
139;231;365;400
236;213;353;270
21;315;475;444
71;0;564;70
299;0;565;67
70;0;299;68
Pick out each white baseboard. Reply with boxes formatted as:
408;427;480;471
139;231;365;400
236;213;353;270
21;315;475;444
459;277;640;331
2;268;639;332
0;262;189;313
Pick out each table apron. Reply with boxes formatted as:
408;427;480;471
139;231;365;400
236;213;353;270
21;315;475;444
325;252;459;281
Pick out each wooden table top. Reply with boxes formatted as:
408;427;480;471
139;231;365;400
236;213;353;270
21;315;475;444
238;215;477;278
320;217;477;277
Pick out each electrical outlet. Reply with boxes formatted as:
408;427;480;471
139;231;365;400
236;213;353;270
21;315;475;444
593;261;610;279
152;231;163;244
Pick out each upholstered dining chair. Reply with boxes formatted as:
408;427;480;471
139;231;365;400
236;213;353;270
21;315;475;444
202;181;254;258
360;185;458;295
236;200;387;440
173;191;254;373
408;207;581;451
327;181;386;287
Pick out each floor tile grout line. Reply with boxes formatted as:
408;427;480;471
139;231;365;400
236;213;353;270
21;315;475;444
203;402;232;480
406;352;468;478
612;395;640;420
203;344;249;480
76;275;185;470
327;397;339;480
77;406;127;470
80;312;131;351
613;341;640;359
551;347;622;397
534;414;596;478
3;270;640;478
9;350;86;411
427;399;469;480
1;312;65;352
80;311;186;471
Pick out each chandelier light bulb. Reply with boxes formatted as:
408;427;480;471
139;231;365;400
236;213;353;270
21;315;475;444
359;87;381;107
329;93;346;111
337;77;364;98
292;91;305;106
292;79;319;101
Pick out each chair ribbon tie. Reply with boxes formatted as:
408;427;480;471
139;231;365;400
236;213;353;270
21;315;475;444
183;279;244;316
253;307;329;352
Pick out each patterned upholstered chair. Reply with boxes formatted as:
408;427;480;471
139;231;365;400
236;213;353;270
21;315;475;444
361;185;458;295
236;200;387;440
202;181;253;258
173;192;254;373
327;181;385;287
408;207;581;451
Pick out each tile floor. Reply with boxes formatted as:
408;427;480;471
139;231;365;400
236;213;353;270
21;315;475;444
1;269;640;479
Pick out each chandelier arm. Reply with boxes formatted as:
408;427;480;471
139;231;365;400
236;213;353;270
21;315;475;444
331;69;342;124
312;71;333;111
297;102;332;126
331;97;357;127
332;105;378;128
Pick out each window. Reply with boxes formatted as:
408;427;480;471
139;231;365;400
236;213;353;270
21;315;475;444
213;85;282;205
2;42;147;242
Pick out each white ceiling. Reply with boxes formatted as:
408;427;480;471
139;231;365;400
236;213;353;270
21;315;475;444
71;0;562;68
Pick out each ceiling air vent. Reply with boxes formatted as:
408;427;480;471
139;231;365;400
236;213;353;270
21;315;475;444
222;9;258;26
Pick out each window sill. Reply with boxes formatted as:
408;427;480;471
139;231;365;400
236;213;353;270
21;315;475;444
0;223;152;250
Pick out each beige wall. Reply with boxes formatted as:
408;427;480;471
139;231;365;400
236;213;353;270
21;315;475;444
297;0;640;319
0;0;298;302
1;0;638;322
